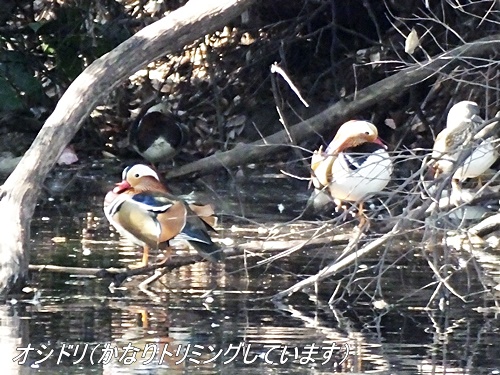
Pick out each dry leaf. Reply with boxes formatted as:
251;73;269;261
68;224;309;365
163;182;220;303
405;28;420;55
57;146;78;165
384;118;397;129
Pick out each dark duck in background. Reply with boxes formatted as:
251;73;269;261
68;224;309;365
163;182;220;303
129;101;188;164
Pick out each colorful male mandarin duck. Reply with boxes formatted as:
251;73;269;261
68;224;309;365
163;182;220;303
430;101;499;192
310;120;393;223
104;164;221;267
129;102;188;164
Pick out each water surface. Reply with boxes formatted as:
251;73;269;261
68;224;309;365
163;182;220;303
3;163;500;374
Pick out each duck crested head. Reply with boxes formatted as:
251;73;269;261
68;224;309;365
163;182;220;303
325;120;383;155
446;101;481;130
113;164;165;194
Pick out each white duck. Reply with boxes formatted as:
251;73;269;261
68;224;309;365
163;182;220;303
431;101;499;193
310;120;393;223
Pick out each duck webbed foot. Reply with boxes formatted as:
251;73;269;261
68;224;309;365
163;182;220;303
128;245;150;269
153;245;173;267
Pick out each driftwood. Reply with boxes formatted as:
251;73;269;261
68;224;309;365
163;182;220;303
469;213;500;238
0;0;256;296
272;192;434;300
28;255;202;287
166;34;500;180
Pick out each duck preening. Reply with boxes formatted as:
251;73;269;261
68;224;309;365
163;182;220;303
129;102;188;164
310;120;393;225
104;164;222;268
429;101;499;198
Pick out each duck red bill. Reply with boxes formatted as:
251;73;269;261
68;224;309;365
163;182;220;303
112;180;131;194
374;137;387;148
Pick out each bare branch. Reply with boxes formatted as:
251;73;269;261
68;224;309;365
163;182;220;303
166;34;500;179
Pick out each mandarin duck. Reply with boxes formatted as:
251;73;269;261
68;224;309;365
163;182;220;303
430;101;499;197
129;102;188;164
104;164;221;267
310;120;393;224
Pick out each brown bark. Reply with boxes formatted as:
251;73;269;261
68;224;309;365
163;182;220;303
0;0;255;296
166;34;500;180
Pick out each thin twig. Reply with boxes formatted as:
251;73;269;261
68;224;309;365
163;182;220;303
272;226;401;301
271;63;310;108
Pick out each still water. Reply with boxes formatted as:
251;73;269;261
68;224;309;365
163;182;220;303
2;163;499;374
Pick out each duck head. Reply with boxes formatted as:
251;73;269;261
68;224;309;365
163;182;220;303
446;101;481;130
325;120;384;155
113;164;166;194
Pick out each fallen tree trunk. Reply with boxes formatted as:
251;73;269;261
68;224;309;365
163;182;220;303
0;0;255;296
166;34;500;179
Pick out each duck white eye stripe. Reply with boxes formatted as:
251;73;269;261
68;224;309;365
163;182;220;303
126;164;160;181
149;170;160;180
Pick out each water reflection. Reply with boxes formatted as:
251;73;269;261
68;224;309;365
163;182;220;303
1;165;500;374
